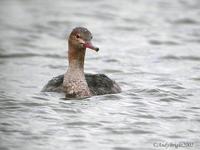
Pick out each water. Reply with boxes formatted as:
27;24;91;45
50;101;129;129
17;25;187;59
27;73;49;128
0;0;200;149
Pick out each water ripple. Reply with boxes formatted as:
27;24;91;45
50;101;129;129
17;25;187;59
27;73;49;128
0;53;64;59
170;18;199;25
160;55;200;61
149;39;180;46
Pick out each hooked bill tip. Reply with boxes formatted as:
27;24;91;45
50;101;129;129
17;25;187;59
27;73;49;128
95;47;99;52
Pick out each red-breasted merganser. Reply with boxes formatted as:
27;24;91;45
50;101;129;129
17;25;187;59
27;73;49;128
42;27;121;98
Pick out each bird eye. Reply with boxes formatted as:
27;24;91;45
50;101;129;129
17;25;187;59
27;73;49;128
76;34;80;39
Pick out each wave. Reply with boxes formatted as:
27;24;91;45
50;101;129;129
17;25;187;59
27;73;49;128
160;55;200;61
0;53;65;59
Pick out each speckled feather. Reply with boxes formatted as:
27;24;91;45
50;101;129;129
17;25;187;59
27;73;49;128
42;74;121;96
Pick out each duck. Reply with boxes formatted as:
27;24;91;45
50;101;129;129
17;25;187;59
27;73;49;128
42;27;121;98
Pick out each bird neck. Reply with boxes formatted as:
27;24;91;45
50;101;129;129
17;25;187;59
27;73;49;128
68;45;85;73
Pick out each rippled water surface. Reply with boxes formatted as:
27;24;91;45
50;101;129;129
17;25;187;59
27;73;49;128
0;0;200;150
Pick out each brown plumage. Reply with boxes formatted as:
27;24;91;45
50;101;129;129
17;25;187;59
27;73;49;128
42;27;121;98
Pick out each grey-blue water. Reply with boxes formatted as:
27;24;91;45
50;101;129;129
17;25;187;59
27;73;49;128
0;0;200;150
